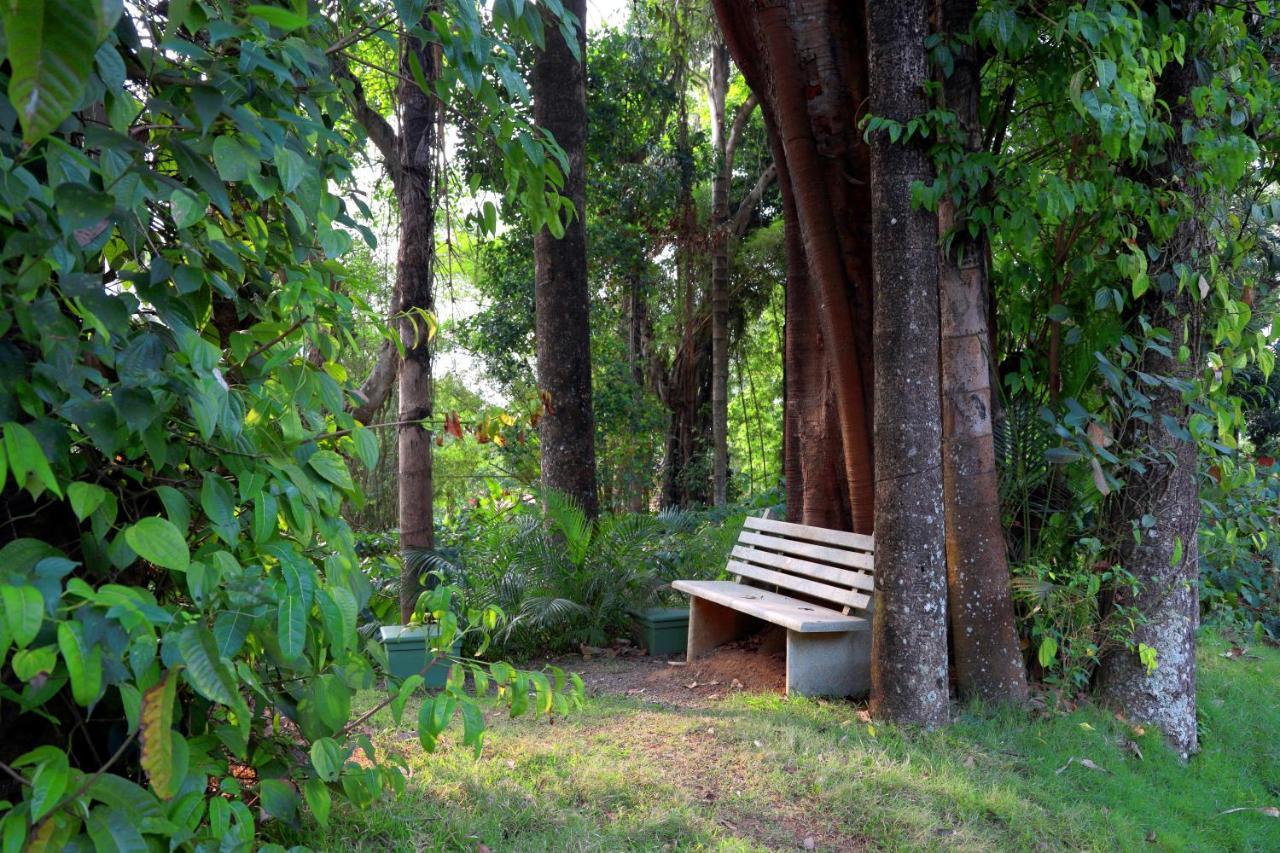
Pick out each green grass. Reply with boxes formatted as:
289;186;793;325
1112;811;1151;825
274;633;1280;851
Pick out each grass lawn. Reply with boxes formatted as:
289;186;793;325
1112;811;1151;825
274;632;1279;851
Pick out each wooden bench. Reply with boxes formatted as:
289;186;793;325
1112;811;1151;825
673;515;874;697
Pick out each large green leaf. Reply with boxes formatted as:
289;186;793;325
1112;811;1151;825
308;737;343;782
307;449;353;492
57;621;103;706
177;624;240;707
278;590;306;660
200;473;238;545
1;584;44;648
3;421;61;498
3;0;103;145
124;517;189;572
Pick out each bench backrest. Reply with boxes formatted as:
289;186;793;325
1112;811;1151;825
728;516;875;615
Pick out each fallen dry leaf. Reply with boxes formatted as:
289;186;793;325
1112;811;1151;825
1217;806;1280;818
1056;757;1110;775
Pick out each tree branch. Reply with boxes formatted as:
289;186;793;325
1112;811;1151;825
730;162;777;238
331;55;401;188
351;339;399;424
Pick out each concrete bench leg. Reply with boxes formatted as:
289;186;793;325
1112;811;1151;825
785;629;871;698
687;596;753;660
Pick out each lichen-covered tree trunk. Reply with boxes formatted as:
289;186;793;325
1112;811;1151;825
531;0;599;517
866;0;949;726
1097;4;1203;755
713;0;875;534
395;24;438;623
937;0;1028;704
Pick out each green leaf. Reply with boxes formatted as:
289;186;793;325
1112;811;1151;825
177;624;240;706
12;645;57;681
140;669;178;799
274;147;307;193
57;621;103;706
86;805;147;853
54;182;113;232
124;517;189;572
309;737;343;782
391;674;423;725
3;0;102;145
308;449;354;492
4;421;62;498
200;473;238;545
461;700;485;756
213;609;254;658
1038;636;1059;669
247;4;310;32
2;584;44;648
67;481;108;521
258;778;298;822
211;136;256;182
170;187;206;229
28;747;69;821
303;777;331;828
278;590;307;660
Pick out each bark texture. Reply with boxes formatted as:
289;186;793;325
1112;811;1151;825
394;23;438;624
714;0;875;533
1097;6;1203;755
936;0;1028;704
391;24;437;617
532;0;599;517
866;0;949;726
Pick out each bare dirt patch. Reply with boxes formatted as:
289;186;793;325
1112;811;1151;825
551;630;789;707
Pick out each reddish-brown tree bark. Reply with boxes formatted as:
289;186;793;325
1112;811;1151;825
532;0;600;517
394;23;439;623
713;0;876;534
866;0;949;726
936;0;1029;704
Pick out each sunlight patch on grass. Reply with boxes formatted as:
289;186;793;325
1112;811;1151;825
271;633;1280;851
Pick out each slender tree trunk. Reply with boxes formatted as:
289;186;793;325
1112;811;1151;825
867;0;949;726
713;0;876;534
1097;5;1203;755
936;0;1028;704
395;22;438;623
710;40;731;507
532;0;599;517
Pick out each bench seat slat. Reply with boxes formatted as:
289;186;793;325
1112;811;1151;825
672;580;868;633
744;516;874;552
738;531;874;572
727;559;871;611
730;545;874;593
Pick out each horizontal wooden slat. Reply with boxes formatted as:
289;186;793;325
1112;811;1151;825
727;560;870;611
738;531;874;572
672;580;867;632
745;515;874;552
731;545;874;593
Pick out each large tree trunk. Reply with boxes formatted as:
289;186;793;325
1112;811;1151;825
713;0;875;534
936;0;1029;704
531;0;599;517
1097;5;1202;756
866;0;949;726
395;23;438;623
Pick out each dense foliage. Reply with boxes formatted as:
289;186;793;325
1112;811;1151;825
0;2;582;848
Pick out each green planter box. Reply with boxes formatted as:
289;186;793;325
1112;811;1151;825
629;607;689;656
379;625;461;688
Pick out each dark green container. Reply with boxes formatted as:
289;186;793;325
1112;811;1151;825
629;607;689;655
378;625;462;688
